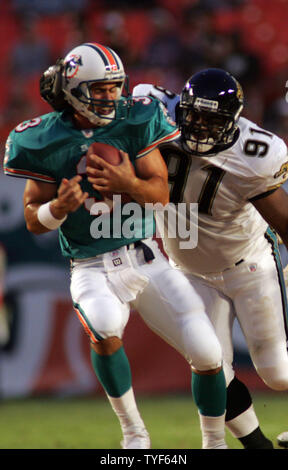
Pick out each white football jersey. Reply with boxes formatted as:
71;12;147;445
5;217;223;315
132;84;288;273
159;117;288;273
132;83;179;122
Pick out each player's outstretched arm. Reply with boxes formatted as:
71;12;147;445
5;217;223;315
252;186;288;248
23;176;89;234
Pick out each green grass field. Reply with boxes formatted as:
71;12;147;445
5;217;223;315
0;392;287;449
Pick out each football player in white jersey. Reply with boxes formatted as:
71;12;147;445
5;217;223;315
133;69;288;449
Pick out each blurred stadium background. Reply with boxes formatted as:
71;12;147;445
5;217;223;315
0;0;288;448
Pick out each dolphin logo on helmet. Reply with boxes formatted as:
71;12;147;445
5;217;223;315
65;55;83;79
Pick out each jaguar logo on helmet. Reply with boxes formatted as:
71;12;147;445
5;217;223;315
236;81;244;102
65;55;83;79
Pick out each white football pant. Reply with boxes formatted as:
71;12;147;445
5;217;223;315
70;239;222;371
184;236;288;391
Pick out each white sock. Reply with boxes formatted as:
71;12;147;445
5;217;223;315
225;404;259;438
199;412;227;449
106;387;146;433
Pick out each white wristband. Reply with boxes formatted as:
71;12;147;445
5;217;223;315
37;201;67;230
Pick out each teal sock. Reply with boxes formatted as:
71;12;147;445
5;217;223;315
192;368;226;416
90;346;132;398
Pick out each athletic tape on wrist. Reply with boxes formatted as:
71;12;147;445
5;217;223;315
37;201;67;230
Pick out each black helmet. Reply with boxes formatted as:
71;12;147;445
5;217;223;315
179;68;244;156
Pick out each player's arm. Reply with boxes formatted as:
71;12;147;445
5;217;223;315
252;186;288;248
24;176;89;234
87;147;169;206
133;147;169;206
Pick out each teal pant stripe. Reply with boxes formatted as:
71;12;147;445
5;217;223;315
91;346;132;397
265;227;288;339
73;301;103;342
192;368;226;417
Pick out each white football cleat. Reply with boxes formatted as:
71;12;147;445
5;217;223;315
277;431;288;448
121;427;151;449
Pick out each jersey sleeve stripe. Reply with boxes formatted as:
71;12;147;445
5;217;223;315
136;129;180;158
4;167;56;183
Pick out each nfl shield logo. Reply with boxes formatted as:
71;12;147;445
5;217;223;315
249;264;257;272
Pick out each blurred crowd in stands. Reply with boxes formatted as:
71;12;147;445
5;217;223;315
0;0;288;156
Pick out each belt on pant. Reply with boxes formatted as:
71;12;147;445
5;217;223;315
235;259;244;266
71;240;155;264
127;240;155;262
223;258;244;271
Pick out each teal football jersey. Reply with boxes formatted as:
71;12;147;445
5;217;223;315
4;97;180;259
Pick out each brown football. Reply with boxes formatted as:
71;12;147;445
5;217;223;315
86;142;122;168
86;142;131;203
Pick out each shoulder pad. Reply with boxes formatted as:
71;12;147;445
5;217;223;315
132;83;179;121
237;118;288;179
11;112;65;151
128;96;164;124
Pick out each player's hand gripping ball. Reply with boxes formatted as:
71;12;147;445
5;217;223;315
86;142;132;203
86;142;122;168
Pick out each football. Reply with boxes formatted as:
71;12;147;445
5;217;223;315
86;142;122;168
86;142;131;203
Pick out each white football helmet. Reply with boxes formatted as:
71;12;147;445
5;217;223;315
62;43;131;126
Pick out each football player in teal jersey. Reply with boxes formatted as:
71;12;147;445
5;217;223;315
4;43;228;449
